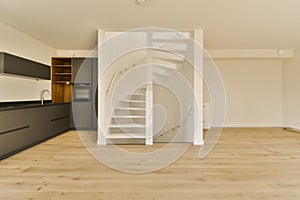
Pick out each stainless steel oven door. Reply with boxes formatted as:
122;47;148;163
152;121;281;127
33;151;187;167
73;83;91;102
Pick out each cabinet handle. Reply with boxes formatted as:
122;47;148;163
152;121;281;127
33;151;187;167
0;125;30;136
50;115;69;122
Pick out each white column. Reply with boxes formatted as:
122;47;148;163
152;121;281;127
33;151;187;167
145;30;153;145
97;29;107;145
145;84;153;145
193;29;204;145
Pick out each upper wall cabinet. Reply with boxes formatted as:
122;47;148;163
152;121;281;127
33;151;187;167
72;58;92;83
0;52;51;80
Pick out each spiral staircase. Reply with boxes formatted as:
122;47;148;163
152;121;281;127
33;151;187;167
103;31;194;145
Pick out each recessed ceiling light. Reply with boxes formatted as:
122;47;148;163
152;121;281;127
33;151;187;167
136;0;147;5
277;49;284;56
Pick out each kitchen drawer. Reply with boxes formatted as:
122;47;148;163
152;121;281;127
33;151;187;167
0;103;71;159
71;102;92;129
0;125;31;157
50;116;70;135
51;104;70;119
0;109;29;133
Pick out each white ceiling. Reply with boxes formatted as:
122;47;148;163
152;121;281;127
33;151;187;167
0;0;300;50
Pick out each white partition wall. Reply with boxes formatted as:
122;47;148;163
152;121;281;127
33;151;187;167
97;30;106;145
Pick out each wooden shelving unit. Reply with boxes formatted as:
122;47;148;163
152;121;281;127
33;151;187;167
51;58;73;103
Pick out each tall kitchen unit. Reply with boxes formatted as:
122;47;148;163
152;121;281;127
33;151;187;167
70;58;98;130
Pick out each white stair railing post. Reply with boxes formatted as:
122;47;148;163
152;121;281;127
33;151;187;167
145;84;153;145
145;30;153;145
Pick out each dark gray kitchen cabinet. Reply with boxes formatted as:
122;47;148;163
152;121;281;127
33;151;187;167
70;57;98;130
71;102;92;129
0;103;70;160
0;109;30;134
0;52;51;80
28;106;51;141
50;104;70;135
92;58;98;129
72;58;92;83
0;109;31;157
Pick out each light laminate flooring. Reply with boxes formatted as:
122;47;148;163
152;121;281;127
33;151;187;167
0;128;299;200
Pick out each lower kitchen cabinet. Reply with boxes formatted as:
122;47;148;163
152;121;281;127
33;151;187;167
71;102;92;129
0;109;31;159
50;103;70;134
0;103;70;160
29;106;51;141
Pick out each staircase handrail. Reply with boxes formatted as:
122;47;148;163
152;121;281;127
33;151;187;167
106;57;146;95
154;105;193;140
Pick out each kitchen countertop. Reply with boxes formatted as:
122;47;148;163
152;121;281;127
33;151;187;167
0;101;70;112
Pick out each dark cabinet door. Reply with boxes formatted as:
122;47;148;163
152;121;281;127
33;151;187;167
72;58;92;83
0;52;50;80
92;58;98;129
71;102;92;129
0;109;31;157
0;104;70;159
50;104;70;135
28;107;51;141
70;58;98;129
71;57;98;130
0;127;32;157
0;109;30;134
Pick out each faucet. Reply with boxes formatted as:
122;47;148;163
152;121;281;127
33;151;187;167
41;89;50;105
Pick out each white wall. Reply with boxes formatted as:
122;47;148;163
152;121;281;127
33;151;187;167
57;50;97;58
282;49;300;129
0;21;56;102
0;22;56;65
205;58;282;127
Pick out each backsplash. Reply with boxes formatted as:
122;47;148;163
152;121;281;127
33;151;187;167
0;74;51;102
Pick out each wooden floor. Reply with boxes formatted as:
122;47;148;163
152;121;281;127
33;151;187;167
0;128;299;200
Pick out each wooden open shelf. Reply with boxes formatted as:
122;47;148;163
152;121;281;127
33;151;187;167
53;73;72;75
52;65;72;67
51;58;73;103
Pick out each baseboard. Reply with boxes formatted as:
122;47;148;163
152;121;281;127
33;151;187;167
222;124;282;128
287;125;300;130
284;126;300;133
193;139;204;145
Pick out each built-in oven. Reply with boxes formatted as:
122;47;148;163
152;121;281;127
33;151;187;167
73;83;91;102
